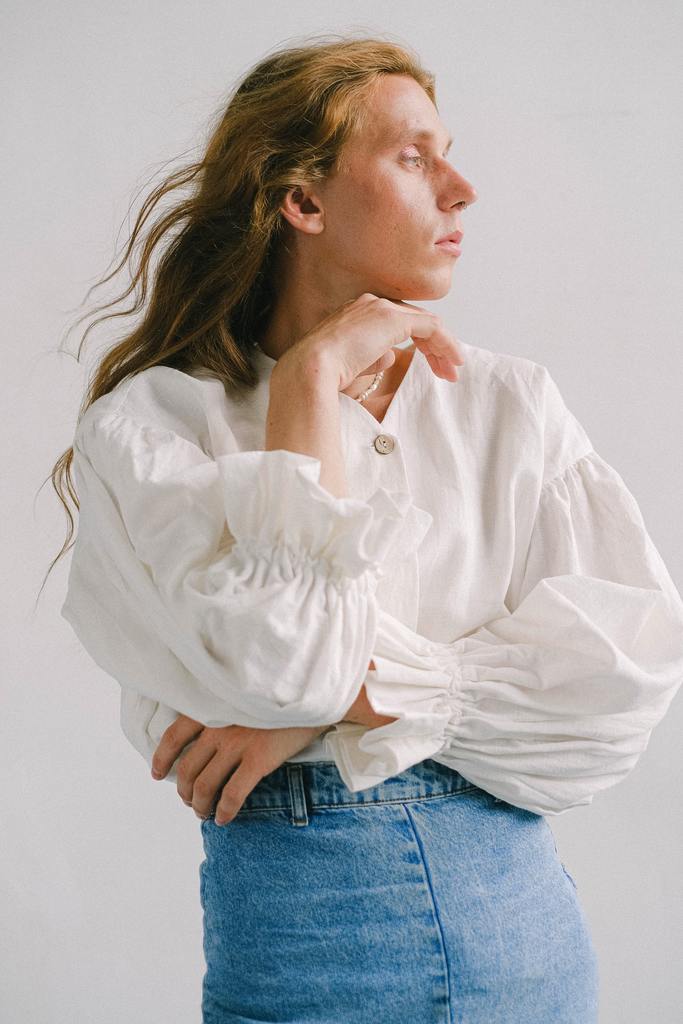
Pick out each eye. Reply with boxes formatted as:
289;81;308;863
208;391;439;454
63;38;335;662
401;149;426;166
401;147;451;167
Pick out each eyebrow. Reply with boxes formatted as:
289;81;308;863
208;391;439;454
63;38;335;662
389;124;454;153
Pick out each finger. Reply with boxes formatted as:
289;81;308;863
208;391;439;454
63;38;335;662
151;715;205;779
424;351;459;382
391;302;464;360
175;736;219;806
448;343;465;365
433;353;460;381
405;318;464;368
189;752;242;819
214;759;265;826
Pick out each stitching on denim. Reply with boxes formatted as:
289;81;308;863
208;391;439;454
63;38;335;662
304;788;480;810
231;786;481;816
561;863;578;891
401;803;453;1024
286;764;309;827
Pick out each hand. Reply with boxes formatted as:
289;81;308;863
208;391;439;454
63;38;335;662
151;715;331;825
278;292;465;392
341;684;399;728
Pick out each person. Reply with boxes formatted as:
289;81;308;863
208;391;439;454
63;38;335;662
49;34;683;1024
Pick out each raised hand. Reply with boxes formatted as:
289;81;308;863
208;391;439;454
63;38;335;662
278;291;465;391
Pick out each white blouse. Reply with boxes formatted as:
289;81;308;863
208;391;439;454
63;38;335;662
61;339;683;816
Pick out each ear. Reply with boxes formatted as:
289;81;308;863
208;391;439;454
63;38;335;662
279;183;326;237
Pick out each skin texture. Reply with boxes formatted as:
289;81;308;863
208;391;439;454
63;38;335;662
152;74;478;824
257;73;477;398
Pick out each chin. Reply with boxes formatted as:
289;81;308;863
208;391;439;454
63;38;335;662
374;263;454;302
393;275;453;302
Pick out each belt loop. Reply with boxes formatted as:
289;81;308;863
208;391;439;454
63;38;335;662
286;764;309;827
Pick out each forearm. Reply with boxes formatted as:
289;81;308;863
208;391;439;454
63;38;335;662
338;660;398;728
265;345;347;498
266;353;393;729
339;682;398;727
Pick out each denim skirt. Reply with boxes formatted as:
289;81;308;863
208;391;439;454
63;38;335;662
198;758;599;1023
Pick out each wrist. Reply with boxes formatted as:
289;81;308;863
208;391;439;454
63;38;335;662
273;341;342;393
341;683;398;728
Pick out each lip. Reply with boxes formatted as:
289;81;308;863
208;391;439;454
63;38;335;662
435;230;464;245
435;240;462;256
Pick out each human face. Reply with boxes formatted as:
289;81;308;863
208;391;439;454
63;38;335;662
315;73;478;301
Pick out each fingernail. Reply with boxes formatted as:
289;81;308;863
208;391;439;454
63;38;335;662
151;769;163;779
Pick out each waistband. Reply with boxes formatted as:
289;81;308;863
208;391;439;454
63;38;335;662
220;758;481;827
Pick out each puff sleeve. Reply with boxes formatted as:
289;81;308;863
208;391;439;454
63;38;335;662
323;371;683;815
62;410;433;731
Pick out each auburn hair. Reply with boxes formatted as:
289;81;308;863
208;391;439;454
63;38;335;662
41;32;436;599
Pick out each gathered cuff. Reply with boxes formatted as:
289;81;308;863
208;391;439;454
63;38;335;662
216;449;433;580
323;608;465;791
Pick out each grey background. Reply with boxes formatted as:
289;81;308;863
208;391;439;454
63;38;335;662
3;1;682;1021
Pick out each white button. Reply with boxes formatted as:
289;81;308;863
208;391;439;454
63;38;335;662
374;434;395;454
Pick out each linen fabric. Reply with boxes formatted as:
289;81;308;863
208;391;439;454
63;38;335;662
60;339;683;816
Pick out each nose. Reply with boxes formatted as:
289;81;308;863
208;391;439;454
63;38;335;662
446;167;478;210
456;173;478;207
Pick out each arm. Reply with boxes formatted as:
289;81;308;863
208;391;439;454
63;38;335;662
322;373;683;814
266;344;348;497
65;351;430;754
63;297;459;763
265;349;400;732
266;346;397;731
340;663;399;728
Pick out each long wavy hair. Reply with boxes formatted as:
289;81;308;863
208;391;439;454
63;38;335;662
40;32;436;600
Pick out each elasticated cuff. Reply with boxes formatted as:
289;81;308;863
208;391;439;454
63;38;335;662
216;449;434;580
323;608;464;791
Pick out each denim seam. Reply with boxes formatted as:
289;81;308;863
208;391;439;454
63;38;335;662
220;786;481;818
561;863;578;891
401;802;454;1024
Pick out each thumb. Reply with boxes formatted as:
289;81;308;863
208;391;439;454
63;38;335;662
361;349;396;377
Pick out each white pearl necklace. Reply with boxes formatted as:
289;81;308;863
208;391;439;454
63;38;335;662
355;370;385;403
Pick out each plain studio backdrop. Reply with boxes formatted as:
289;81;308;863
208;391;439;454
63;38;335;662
3;2;681;1021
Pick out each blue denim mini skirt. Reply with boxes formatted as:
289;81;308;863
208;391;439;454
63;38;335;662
199;758;599;1023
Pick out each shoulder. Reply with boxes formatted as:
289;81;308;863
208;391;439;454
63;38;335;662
456;339;539;397
456;340;586;415
73;365;234;460
445;340;594;484
444;339;541;425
